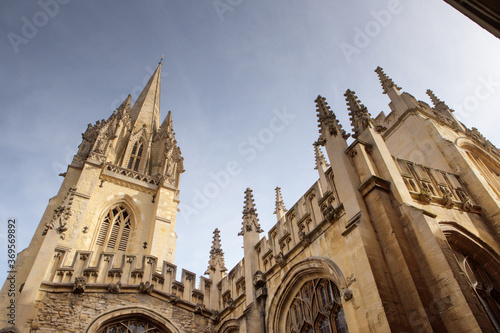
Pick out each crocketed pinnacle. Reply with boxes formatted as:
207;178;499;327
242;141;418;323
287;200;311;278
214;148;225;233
314;145;329;170
206;228;227;274
315;95;348;139
375;66;402;94
345;89;372;138
273;187;287;220
426;89;453;113
239;188;263;235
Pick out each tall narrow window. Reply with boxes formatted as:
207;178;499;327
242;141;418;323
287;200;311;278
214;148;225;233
96;205;132;252
127;141;143;172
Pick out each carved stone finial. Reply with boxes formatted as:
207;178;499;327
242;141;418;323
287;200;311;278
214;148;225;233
239;188;263;236
374;66;402;94
206;228;227;274
345;89;372;138
314;145;329;170
273;187;287;221
426;89;454;113
315;95;349;139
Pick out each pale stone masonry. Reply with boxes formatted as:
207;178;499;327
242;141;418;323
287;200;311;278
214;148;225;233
1;62;499;332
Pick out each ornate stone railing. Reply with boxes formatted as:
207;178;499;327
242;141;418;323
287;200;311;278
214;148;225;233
104;163;160;186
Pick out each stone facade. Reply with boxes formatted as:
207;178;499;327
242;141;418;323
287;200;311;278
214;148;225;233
1;62;499;333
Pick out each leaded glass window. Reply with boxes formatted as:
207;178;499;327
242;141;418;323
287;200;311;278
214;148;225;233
286;278;348;333
97;316;168;333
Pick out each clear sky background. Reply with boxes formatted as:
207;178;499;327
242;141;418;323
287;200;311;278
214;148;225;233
0;0;499;283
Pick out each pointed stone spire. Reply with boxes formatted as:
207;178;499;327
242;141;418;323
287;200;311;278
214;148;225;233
345;89;372;139
205;228;227;275
314;145;329;170
315;95;348;139
273;187;287;220
239;188;263;236
130;61;162;132
426;89;454;113
375;66;402;94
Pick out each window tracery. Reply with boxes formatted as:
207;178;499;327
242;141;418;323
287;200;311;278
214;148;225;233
96;205;132;252
286;278;348;333
97;316;168;333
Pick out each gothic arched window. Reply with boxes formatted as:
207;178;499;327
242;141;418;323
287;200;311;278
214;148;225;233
127;141;144;172
97;316;169;333
96;205;132;252
286;278;348;333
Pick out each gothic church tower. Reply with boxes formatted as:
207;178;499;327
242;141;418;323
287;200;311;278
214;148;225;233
0;61;186;330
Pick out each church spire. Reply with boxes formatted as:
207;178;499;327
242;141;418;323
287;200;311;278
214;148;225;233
239;188;263;236
426;89;454;113
315;95;348;139
205;228;227;275
375;66;402;95
274;187;287;221
130;61;162;132
345;89;372;139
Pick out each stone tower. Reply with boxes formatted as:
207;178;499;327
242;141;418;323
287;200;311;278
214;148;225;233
0;61;196;331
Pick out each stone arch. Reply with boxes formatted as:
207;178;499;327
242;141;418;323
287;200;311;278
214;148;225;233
91;194;141;253
85;306;180;333
218;318;240;333
440;221;500;329
440;221;500;285
267;256;349;333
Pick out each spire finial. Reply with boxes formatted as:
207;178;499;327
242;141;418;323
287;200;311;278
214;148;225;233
274;187;287;220
314;145;329;170
159;54;164;64
315;95;348;139
426;89;453;113
375;66;402;94
239;188;263;236
345;89;372;138
205;228;227;274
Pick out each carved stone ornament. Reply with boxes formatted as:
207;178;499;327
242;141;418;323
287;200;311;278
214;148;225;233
168;294;180;304
107;281;121;294
139;281;154;294
253;270;265;288
194;303;206;315
463;198;474;212
42;187;76;239
210;311;220;323
275;252;286;268
343;289;353;301
298;230;312;247
419;188;432;204
442;192;454;208
73;276;87;294
322;205;338;222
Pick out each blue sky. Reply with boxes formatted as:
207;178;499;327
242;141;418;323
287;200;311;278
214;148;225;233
0;0;499;283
